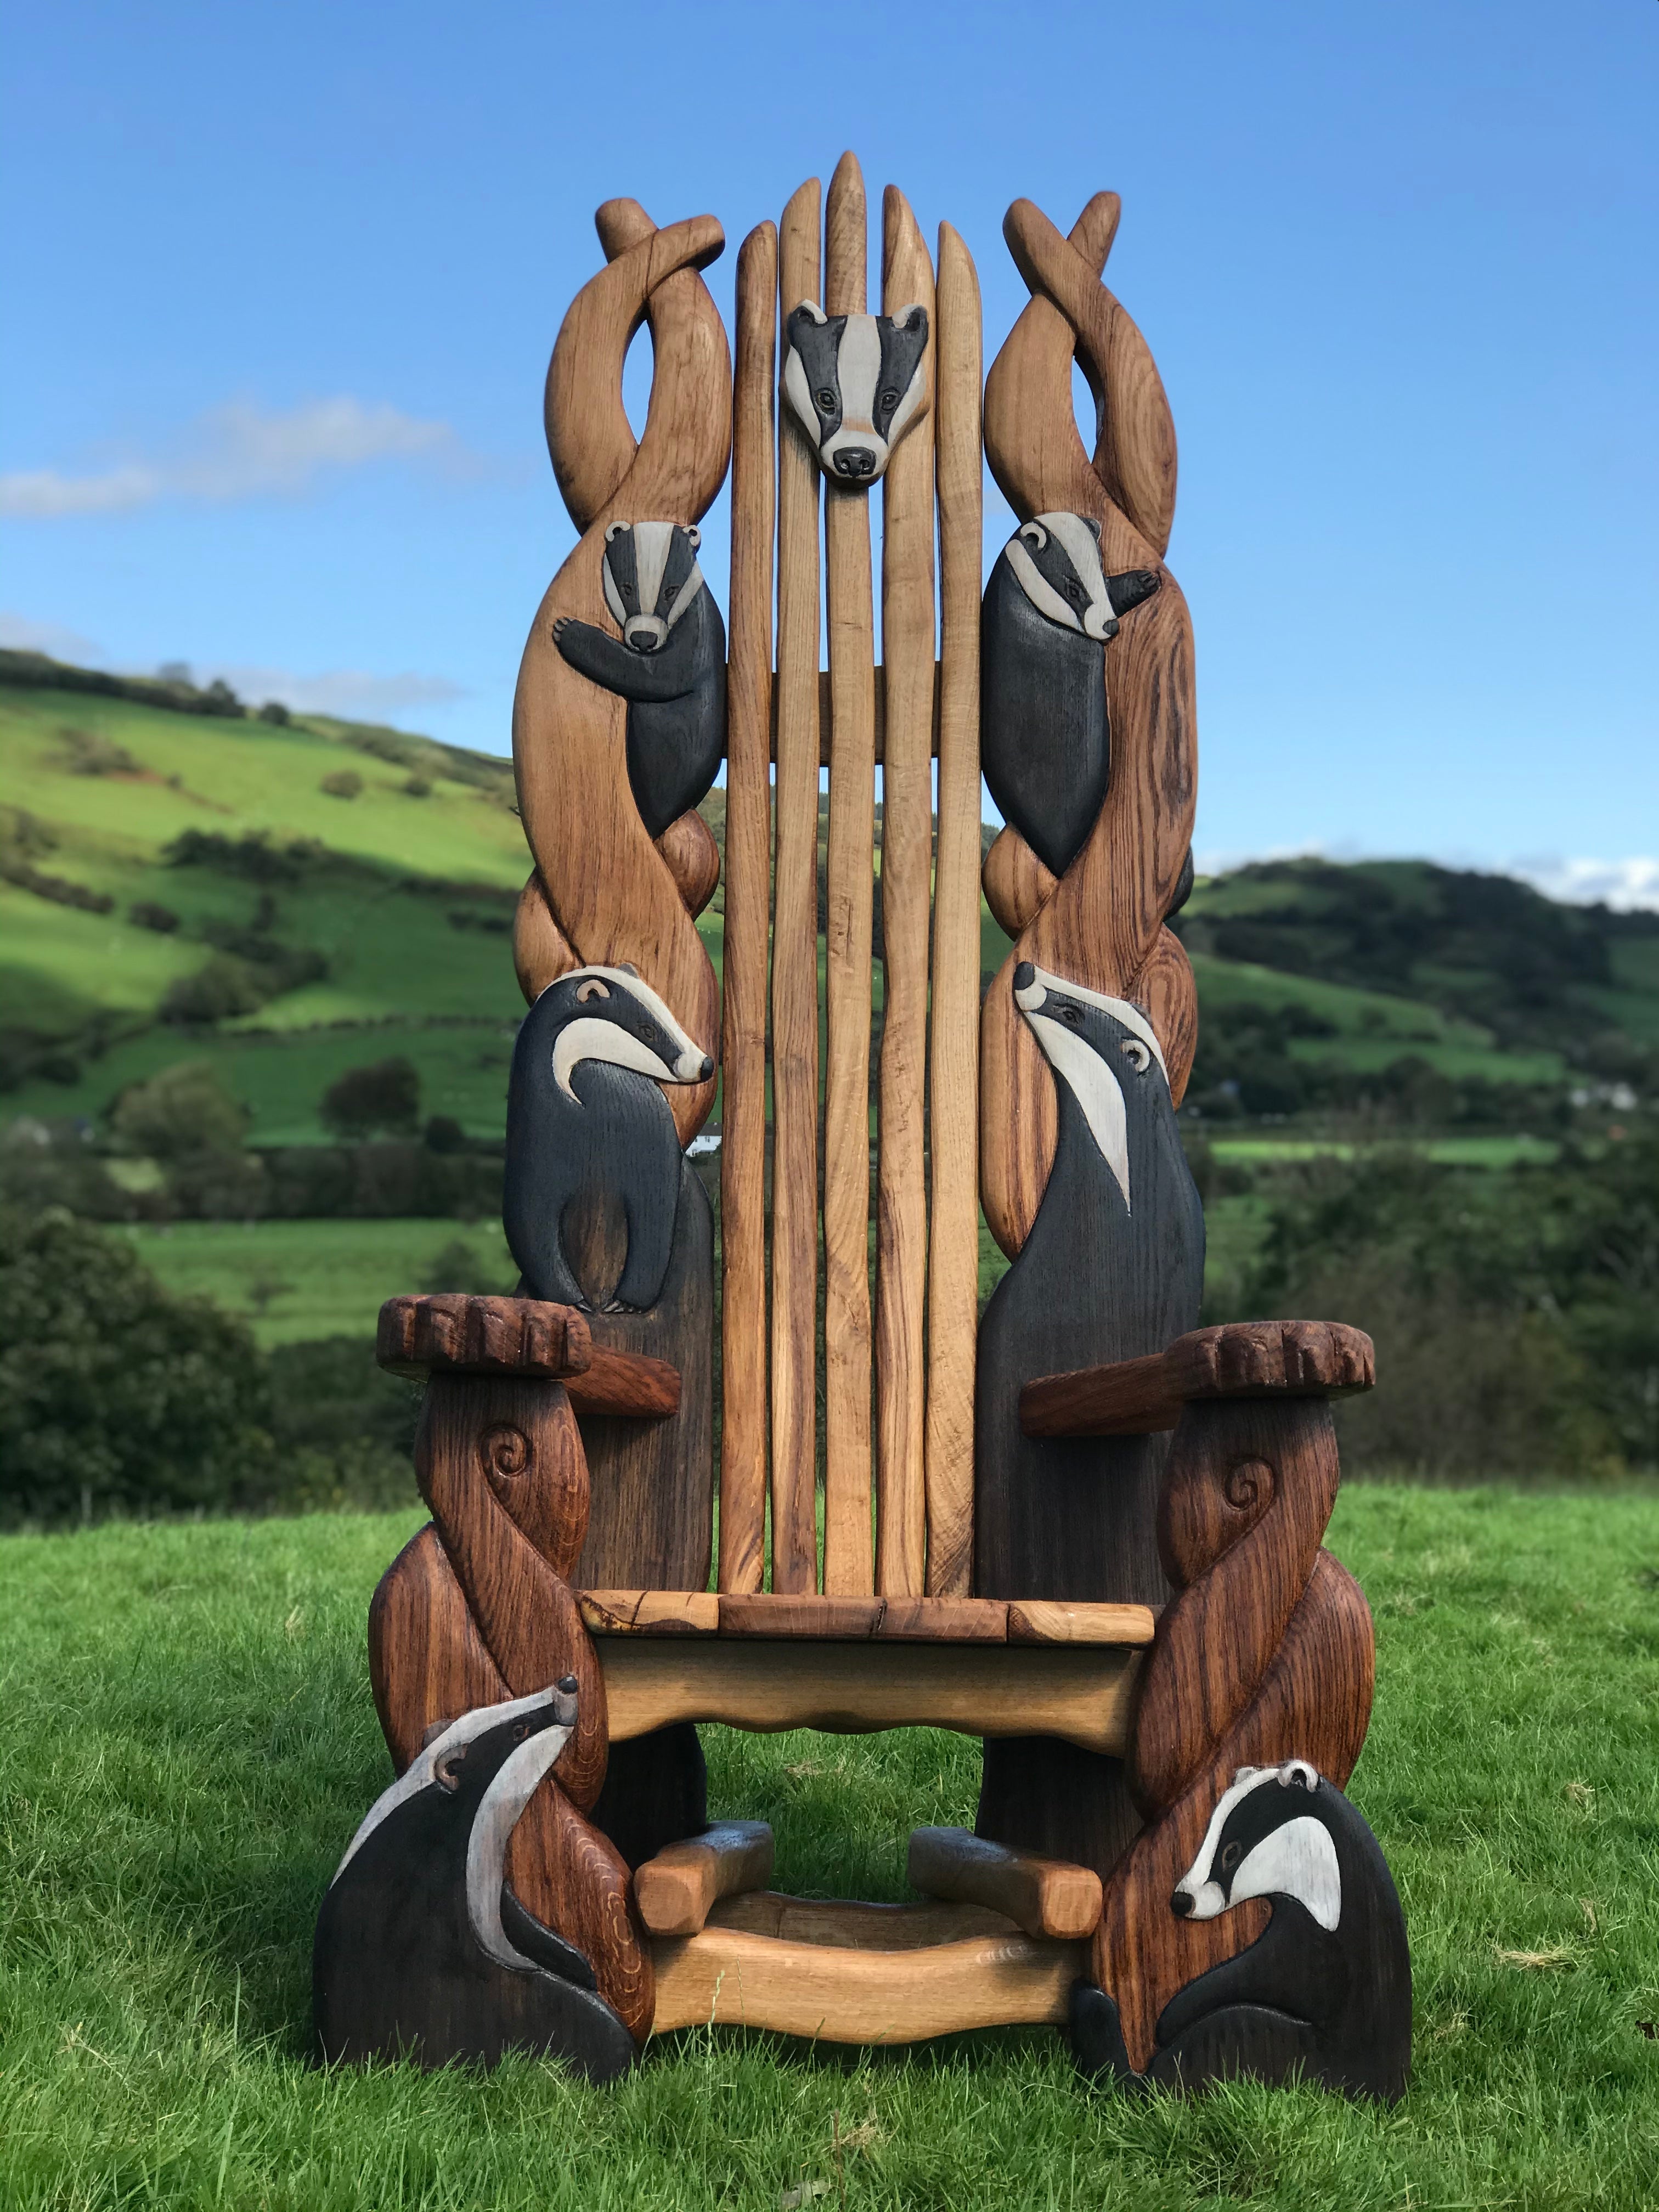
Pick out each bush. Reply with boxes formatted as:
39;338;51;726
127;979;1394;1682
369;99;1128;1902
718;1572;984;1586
421;1235;511;1295
56;726;140;776
320;769;363;800
423;1114;466;1154
257;700;290;725
403;774;432;798
0;1209;273;1525
109;1060;249;1160
321;1057;420;1137
128;901;179;933
258;1337;420;1511
160;955;268;1024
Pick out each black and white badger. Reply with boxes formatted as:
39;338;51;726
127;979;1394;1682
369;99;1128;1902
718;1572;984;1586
974;961;1204;1870
504;963;714;1315
981;512;1161;879
552;520;725;837
312;1679;636;2080
1071;1759;1413;2101
782;302;929;482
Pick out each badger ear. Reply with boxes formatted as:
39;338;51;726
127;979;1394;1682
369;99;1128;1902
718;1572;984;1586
575;977;611;1003
616;961;640;978
1083;516;1103;544
604;520;630;544
683;525;701;550
789;300;829;327
1018;521;1048;551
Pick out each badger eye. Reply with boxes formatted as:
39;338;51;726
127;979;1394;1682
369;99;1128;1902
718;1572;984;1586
434;1751;465;1793
1121;1039;1152;1073
1220;1841;1243;1875
816;387;837;412
879;387;899;408
1059;1004;1084;1028
637;1018;658;1042
511;1724;529;1742
1066;581;1086;602
575;978;611;1003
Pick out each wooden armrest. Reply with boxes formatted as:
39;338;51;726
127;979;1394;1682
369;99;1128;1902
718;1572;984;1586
1020;1319;1375;1440
633;1821;775;1936
907;1825;1103;1940
376;1294;679;1418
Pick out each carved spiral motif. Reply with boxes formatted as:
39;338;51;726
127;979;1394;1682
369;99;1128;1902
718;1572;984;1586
1224;1457;1274;1514
479;1424;531;1485
511;199;732;1147
978;195;1200;1258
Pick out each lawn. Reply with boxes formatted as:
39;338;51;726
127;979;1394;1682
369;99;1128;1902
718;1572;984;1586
1;1489;1655;2209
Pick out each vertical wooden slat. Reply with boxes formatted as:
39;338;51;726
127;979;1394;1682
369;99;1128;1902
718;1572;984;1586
718;220;776;1594
873;187;935;1597
821;150;877;1596
769;178;823;1596
924;221;984;1596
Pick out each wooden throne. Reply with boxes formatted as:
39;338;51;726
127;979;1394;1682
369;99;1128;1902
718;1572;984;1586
314;155;1409;2101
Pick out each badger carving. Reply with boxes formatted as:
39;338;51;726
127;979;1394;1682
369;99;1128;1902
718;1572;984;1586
552;521;725;838
782;302;929;482
974;960;1204;1874
981;513;1161;879
1071;1760;1413;2102
504;963;713;1315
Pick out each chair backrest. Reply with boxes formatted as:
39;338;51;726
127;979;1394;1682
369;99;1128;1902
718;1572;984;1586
507;161;1198;1609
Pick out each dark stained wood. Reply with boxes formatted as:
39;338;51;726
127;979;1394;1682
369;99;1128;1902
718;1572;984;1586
377;1294;591;1382
718;217;777;1594
586;1724;708;1876
633;1820;775;1936
370;1522;509;1772
566;1345;681;1423
506;1764;656;2041
908;1825;1103;1940
1021;1320;1377;1440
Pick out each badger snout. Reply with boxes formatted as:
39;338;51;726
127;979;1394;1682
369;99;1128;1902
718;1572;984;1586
832;445;878;479
1170;1889;1194;1918
624;617;667;653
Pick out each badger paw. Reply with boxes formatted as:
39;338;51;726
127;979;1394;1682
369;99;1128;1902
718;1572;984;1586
1069;1979;1146;2091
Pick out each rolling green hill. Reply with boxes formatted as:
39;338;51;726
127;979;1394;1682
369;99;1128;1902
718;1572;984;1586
3;653;1655;1150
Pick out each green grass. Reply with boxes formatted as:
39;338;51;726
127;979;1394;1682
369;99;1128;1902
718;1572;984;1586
1;1492;1656;2207
122;1218;517;1346
1208;1135;1561;1168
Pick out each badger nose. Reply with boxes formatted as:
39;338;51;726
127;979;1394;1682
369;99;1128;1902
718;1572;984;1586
626;631;659;653
1013;961;1036;992
833;447;877;479
698;1056;715;1082
1170;1891;1194;1918
556;1675;578;1694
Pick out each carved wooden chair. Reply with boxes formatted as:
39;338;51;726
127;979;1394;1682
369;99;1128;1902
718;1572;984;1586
317;155;1409;2101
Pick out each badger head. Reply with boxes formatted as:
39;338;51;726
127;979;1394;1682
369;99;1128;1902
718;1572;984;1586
1002;514;1160;643
537;964;714;1099
783;302;929;483
1013;961;1169;1213
1172;1760;1342;1933
600;521;706;655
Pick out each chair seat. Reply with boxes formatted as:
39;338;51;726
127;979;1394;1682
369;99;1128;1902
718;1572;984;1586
577;1588;1157;1645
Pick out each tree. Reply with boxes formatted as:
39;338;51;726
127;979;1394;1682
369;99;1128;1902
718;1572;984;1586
109;1060;250;1159
320;769;363;799
0;1207;272;1525
321;1056;421;1137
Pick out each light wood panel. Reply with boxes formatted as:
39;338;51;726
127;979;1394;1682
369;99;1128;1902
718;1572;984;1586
874;184;936;1599
769;177;823;1596
924;219;984;1596
633;1820;775;1936
719;219;777;1595
907;1825;1103;1940
650;1921;1084;2040
595;1637;1141;1756
576;1590;1158;1644
821;149;877;1595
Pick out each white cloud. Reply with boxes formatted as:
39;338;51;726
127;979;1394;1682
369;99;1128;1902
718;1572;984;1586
211;665;467;719
0;611;108;661
0;397;467;519
1510;857;1659;912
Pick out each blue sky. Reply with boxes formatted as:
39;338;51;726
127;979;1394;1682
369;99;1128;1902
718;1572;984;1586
3;1;1655;899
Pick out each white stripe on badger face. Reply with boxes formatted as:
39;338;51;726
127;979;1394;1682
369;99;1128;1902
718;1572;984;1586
329;1685;572;1886
663;556;706;633
1014;964;1169;1083
465;1723;576;1971
1005;533;1084;633
545;964;710;1099
629;521;675;621
1174;1760;1341;1932
1026;1012;1132;1211
1040;512;1115;640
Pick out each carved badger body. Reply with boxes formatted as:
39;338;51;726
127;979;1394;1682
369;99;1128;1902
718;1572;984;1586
312;1680;636;2080
783;302;929;482
504;963;713;1314
975;961;1204;1872
981;514;1160;879
553;520;725;837
1071;1760;1413;2101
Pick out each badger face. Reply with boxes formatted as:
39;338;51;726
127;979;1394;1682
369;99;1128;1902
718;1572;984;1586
538;964;714;1100
601;521;706;655
1172;1760;1342;1933
783;302;929;482
1013;961;1168;1212
1002;514;1161;643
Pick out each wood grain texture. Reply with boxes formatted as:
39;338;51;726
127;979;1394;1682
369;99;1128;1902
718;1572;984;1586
633;1820;775;1936
516;202;727;1149
504;1769;655;2044
874;184;936;1600
579;1589;723;1635
377;1294;591;1381
512;870;578;1005
1021;1320;1377;1440
650;1920;1084;2041
370;1521;509;1772
979;194;1197;1257
908;1825;1103;1940
1090;1395;1377;2070
769;176;823;1596
821;149;877;1596
718;219;777;1595
566;1345;682;1422
596;1636;1141;1756
981;826;1057;940
924;219;984;1599
654;811;720;917
574;1591;1157;1645
709;1892;1016;1948
1128;924;1199;1109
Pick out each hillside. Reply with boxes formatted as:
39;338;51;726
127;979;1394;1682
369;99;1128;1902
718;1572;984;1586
3;652;1655;1148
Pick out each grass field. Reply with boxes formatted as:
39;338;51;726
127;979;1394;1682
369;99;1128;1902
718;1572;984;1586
1;1491;1655;2209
